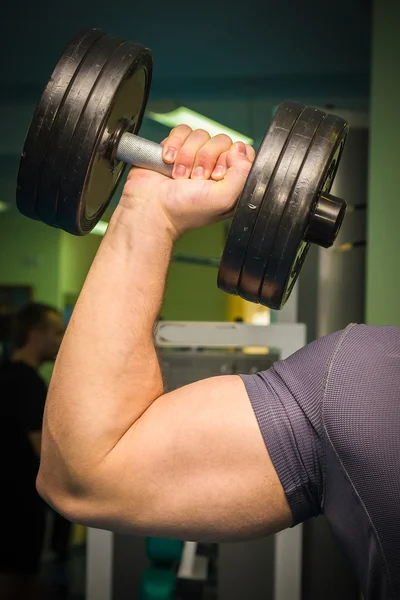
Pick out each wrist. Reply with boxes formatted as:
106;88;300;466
110;199;178;246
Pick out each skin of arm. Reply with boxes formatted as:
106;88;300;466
37;130;293;542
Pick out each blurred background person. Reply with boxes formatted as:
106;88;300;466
0;302;64;600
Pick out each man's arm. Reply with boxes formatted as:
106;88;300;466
37;132;293;541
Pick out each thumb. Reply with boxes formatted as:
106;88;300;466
220;142;254;199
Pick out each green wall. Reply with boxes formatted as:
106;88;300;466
0;207;226;323
0;211;104;312
58;219;226;322
366;0;400;326
59;230;101;306
163;223;227;321
0;211;61;307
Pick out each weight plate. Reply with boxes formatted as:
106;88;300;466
238;107;326;303
36;32;124;227
57;40;152;235
260;113;348;310
16;28;104;221
217;101;305;295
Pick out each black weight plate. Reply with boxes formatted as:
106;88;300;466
238;107;326;303
36;32;124;227
57;40;152;235
260;113;348;310
16;28;104;221
217;101;305;295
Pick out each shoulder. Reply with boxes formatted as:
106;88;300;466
324;323;400;388
241;323;400;459
322;324;400;464
275;323;400;391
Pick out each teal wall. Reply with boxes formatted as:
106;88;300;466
366;0;400;326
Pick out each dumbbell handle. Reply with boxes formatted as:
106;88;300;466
116;132;174;178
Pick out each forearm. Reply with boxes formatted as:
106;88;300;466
39;202;174;496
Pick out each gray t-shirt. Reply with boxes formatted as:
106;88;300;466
241;324;400;600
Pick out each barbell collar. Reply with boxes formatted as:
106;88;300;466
304;192;347;248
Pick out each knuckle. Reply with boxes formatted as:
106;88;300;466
215;133;232;146
176;149;195;166
170;125;192;141
196;148;214;164
165;135;179;148
193;128;210;139
217;150;229;162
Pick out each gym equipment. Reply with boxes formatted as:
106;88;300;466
16;28;348;310
139;538;183;600
17;29;152;234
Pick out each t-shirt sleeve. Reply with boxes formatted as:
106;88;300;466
240;328;348;525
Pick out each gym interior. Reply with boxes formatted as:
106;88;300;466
0;0;398;598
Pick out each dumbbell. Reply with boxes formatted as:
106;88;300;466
16;28;348;310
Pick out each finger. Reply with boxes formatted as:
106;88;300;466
219;142;253;198
173;129;211;179
211;143;254;181
245;144;256;163
162;125;193;163
160;137;168;147
211;151;228;181
191;134;232;180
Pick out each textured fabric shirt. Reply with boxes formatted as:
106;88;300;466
241;324;400;600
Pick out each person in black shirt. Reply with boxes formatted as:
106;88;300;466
0;302;64;600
